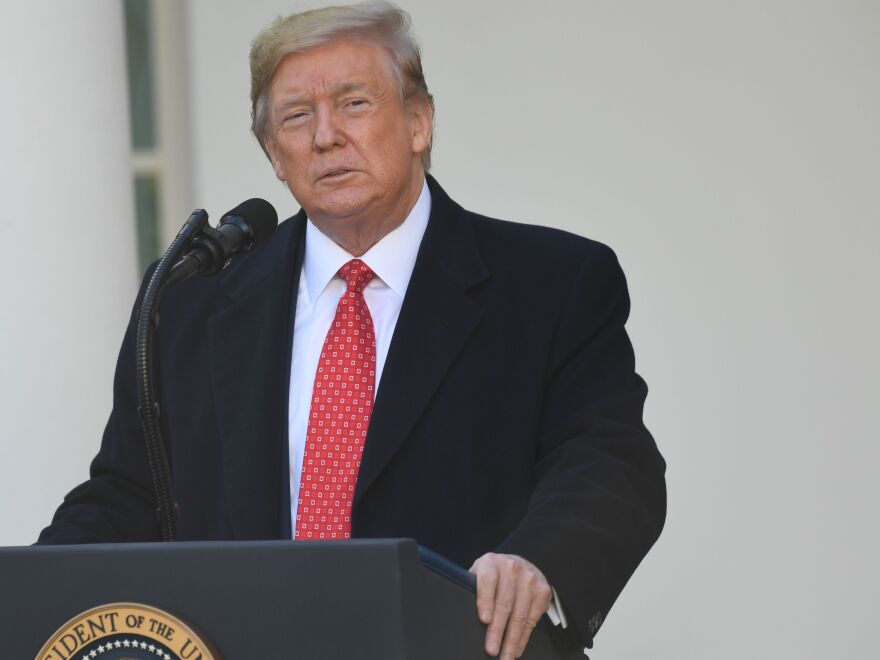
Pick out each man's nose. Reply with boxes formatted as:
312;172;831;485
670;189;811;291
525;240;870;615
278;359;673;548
312;108;345;151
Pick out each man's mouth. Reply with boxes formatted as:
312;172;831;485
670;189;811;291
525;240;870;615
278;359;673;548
319;168;354;181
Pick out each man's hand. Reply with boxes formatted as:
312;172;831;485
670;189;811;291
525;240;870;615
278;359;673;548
469;552;553;659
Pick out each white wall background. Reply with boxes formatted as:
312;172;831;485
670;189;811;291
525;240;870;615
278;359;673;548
2;1;878;659
0;2;138;550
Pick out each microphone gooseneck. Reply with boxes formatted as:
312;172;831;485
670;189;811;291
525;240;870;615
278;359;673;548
135;199;277;541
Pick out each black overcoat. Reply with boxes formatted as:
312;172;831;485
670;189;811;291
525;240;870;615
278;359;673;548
40;176;667;650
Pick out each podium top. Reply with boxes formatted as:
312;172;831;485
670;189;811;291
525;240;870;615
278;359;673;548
1;539;573;659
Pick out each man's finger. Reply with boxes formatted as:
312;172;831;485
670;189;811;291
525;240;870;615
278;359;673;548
473;556;499;624
499;570;535;659
485;557;519;656
515;581;552;657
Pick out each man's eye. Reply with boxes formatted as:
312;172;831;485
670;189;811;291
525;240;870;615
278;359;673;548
346;99;367;109
285;112;309;122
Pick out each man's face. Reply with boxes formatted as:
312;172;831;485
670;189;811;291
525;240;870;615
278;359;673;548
264;37;431;234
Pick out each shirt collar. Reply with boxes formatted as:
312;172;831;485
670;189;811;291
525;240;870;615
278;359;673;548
303;178;431;302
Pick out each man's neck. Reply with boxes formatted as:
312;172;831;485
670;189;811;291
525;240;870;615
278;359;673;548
311;172;426;256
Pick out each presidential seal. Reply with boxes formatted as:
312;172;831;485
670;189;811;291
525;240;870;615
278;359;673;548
36;603;217;660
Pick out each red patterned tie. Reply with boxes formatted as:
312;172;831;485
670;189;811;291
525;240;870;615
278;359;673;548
295;259;377;540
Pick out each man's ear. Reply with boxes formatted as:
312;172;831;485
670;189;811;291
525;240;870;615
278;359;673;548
264;138;288;182
409;97;433;158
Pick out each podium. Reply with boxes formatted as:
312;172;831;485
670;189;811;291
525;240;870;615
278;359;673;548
0;539;581;659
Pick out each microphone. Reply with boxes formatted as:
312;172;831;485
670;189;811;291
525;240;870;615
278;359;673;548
166;198;278;287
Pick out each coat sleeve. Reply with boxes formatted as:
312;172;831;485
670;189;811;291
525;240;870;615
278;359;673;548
36;283;162;544
494;242;667;650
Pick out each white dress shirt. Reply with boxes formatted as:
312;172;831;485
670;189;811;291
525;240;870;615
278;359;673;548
286;178;571;641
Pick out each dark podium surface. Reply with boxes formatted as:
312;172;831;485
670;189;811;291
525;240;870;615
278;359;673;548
0;539;580;659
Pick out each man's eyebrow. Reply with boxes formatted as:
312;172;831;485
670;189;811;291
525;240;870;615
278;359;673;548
273;80;373;112
273;96;308;114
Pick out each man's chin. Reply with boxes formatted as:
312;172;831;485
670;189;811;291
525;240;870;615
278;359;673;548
306;194;376;226
292;179;369;217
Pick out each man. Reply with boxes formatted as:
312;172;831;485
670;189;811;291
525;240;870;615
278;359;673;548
40;3;666;658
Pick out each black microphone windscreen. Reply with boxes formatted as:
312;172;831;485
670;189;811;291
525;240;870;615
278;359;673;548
222;198;278;245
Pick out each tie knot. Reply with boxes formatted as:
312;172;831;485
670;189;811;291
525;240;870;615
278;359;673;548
339;259;376;293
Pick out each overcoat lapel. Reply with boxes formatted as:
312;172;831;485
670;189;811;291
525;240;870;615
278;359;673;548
354;179;488;507
208;213;305;539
